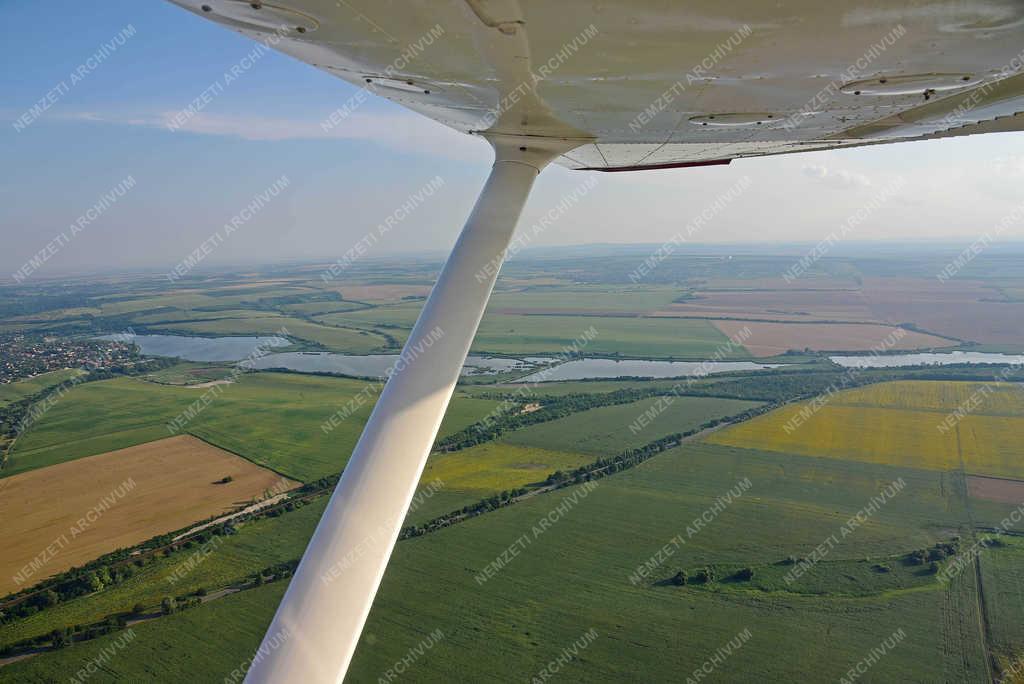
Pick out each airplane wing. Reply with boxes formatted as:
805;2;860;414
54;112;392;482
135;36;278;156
163;3;1024;682
172;1;1024;170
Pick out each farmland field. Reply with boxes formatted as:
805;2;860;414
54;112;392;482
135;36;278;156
707;380;1024;479
979;537;1024;673
5;373;501;482
0;435;297;595
0;369;84;408
711;320;955;357
324;308;751;358
654;288;880;322
473;314;746;357
420;443;590;499
861;277;1024;346
501;396;763;455
486;285;681;315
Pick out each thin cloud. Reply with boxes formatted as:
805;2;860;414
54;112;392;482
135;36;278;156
55;109;489;162
801;164;872;188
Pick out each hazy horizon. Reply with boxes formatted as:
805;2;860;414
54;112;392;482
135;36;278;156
4;1;1024;282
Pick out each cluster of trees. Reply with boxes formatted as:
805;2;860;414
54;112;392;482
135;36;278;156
300;473;340;494
2;564;140;623
905;539;959;566
160;594;202;616
250;560;299;586
0;613;129;655
671;566;752;587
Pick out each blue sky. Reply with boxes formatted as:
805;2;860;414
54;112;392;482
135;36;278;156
2;1;1023;279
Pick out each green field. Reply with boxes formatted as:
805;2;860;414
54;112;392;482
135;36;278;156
980;536;1024;670
0;583;289;683
501;396;763;455
320;307;749;358
486;285;681;314
0;369;85;408
5;373;500;482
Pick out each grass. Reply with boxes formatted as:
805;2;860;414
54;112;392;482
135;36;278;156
501;396;763;456
707;381;1024;479
140;363;235;386
0;582;288;683
0;369;85;408
6;373;501;482
979;536;1024;669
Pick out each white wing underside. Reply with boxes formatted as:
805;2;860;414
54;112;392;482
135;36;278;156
170;0;1024;170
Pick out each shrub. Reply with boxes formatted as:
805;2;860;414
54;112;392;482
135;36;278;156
906;550;927;566
50;629;70;649
734;567;754;581
693;567;715;584
672;570;688;586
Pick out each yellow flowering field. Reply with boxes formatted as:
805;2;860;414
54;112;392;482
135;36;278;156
707;381;1024;478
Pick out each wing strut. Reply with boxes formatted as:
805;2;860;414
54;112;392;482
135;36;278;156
245;136;583;684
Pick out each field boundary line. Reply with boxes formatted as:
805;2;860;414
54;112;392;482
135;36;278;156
185;431;303;484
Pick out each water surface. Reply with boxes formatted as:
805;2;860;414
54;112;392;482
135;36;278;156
517;358;783;382
99;334;290;362
829;351;1024;368
248;351;551;377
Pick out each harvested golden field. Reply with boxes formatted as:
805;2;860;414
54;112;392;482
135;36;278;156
0;435;297;595
711;320;954;357
706;381;1024;479
861;277;1024;345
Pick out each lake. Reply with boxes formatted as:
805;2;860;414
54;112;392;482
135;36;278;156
98;334;291;362
830;351;1024;368
248;352;553;377
517;358;784;382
